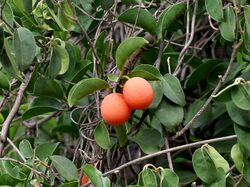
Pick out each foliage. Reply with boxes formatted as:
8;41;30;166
0;0;249;186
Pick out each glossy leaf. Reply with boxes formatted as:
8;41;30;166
94;122;114;150
35;142;60;160
118;8;157;35
161;74;185;106
19;139;33;158
48;44;70;78
155;100;184;132
203;144;230;173
128;64;162;80
68;78;109;107
192;147;218;183
115;37;149;71
13;27;36;71
160;168;179;187
33;78;64;99
114;125;128;147
157;2;185;37
142;169;157;186
231;82;250;110
205;0;223;22
50;155;78;181
0;72;10;90
22;96;63;120
129;127;162;154
226;101;250;128
234;124;250;151
231;143;244;173
149;81;163;109
82;164;110;187
219;6;236;42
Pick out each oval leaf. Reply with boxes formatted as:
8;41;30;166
68;78;109;107
19;139;33;158
13;27;36;71
231;143;244;173
157;2;185;38
205;0;224;22
50;155;78;181
94;122;114;150
128;64;162;80
115;37;149;71
142;169;157;186
234;124;250;151
160;168;179;187
118;8;157;35
22;96;63;120
161;74;185;106
219;5;236;42
231;82;250;110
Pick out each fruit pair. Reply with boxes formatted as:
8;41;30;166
100;77;154;125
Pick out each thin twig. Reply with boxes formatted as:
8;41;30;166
6;137;26;162
173;41;241;139
103;135;237;176
0;72;32;156
174;0;199;75
155;38;165;69
0;157;49;181
165;133;173;170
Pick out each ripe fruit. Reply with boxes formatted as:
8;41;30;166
101;93;131;125
123;77;154;109
81;175;88;185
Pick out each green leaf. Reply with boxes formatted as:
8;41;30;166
94;122;114;150
129;127;162;154
184;100;212;128
33;78;64;99
128;64;162;80
0;71;10;90
35;142;60;160
219;5;236;42
19;139;33;158
157;2;185;38
118;8;157;35
13;27;36;71
234;124;250;151
2;2;14;33
142;169;157;186
82;164;110;187
155;100;184;132
68;78;109;107
160;168;179;187
149;81;163;109
203;144;230;173
231;143;244;173
212;82;237;102
185;59;223;87
114;125;128;147
22;96;63;120
205;0;224;22
50;155;78;181
57;180;78;187
100;0;114;10
115;37;149;71
192;147;218;183
58;1;75;31
48;44;70;78
161;74;185;106
244;5;250;36
231;82;250;110
226;101;250;128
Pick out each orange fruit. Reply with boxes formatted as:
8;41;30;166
81;175;88;185
101;93;131;125
123;77;154;109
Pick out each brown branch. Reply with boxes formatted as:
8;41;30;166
0;72;32;156
102;134;237;176
172;41;241;139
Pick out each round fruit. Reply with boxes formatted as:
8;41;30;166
101;93;131;125
123;77;154;109
81;175;88;185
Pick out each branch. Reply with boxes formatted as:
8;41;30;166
102;135;237;176
173;41;241;139
0;72;32;156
